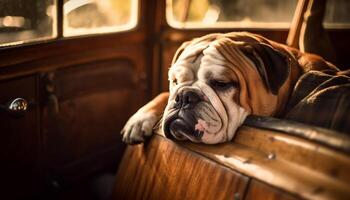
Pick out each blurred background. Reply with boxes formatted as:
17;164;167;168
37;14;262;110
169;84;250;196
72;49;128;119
170;0;350;28
1;0;350;46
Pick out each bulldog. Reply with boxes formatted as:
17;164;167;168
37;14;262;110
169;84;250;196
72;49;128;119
121;32;339;144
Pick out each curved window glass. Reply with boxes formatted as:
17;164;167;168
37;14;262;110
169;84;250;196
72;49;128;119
167;0;297;29
167;0;350;29
324;0;350;28
63;0;138;37
0;0;139;47
0;0;56;47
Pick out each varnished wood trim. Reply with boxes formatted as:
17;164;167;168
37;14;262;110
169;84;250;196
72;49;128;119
176;132;350;200
235;126;350;185
113;135;249;200
0;44;144;81
57;0;63;38
246;180;299;200
286;0;310;48
244;115;350;153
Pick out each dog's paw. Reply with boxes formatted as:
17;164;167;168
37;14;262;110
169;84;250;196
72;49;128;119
121;111;158;145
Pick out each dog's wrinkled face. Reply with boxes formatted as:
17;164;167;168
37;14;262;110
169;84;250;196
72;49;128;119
162;44;248;144
162;33;291;144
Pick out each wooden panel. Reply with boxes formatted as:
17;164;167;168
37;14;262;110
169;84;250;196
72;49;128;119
0;0;155;195
178;127;350;200
245;180;298;200
113;135;249;200
235;126;350;184
0;76;41;199
43;59;144;183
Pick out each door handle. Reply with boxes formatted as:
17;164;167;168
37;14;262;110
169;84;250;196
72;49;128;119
0;97;29;117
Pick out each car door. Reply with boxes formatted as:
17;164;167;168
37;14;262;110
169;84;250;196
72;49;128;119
0;0;154;198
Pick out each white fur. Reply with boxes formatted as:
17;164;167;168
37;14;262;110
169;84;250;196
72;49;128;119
121;110;157;144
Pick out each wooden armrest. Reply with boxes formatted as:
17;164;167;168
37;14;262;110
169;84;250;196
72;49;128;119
113;125;350;200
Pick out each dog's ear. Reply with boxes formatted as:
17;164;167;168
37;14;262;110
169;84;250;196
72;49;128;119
239;43;290;95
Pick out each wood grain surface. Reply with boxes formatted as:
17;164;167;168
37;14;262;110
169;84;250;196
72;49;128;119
114;126;350;200
181;126;350;200
0;76;42;199
245;180;298;200
113;135;249;200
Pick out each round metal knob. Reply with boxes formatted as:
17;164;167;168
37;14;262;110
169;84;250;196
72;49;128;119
8;98;28;115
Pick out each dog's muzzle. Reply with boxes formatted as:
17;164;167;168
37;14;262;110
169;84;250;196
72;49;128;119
164;90;204;140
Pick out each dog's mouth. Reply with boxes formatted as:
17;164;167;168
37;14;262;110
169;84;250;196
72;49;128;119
163;109;204;141
164;101;224;141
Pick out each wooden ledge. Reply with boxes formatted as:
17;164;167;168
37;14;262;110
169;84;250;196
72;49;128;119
114;125;350;200
180;126;350;200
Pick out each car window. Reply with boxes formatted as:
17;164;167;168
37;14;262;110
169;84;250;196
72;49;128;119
63;0;138;37
324;0;350;28
0;0;139;47
167;0;350;29
167;0;297;29
0;0;56;47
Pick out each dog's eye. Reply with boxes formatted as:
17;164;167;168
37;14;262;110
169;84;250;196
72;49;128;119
172;78;178;85
210;80;238;90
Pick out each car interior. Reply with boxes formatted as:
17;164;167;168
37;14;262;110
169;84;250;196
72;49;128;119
0;0;349;199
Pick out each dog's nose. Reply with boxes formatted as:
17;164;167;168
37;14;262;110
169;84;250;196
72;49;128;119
183;91;200;105
175;91;200;108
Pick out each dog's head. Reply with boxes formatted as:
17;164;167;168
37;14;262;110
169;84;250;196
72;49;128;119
162;32;293;144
